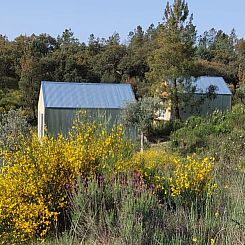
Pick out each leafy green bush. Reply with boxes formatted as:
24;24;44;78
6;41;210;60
171;105;245;154
0;109;29;167
0;109;29;150
237;84;245;105
149;119;183;141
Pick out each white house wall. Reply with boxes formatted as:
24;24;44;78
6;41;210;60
38;85;45;138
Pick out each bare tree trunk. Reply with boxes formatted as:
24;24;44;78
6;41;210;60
140;131;144;153
173;79;181;120
31;101;37;122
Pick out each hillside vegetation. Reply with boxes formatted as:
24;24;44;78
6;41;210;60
0;0;245;244
0;105;244;244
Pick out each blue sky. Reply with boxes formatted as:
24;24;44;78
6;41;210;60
1;0;244;43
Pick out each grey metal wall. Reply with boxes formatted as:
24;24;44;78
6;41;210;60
45;108;137;139
179;94;232;121
45;108;121;136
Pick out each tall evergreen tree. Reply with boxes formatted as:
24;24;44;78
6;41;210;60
19;54;41;122
196;29;241;89
147;0;196;120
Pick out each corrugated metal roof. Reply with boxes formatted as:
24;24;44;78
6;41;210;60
41;81;136;109
192;76;232;95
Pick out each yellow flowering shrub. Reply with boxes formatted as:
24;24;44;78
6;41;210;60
0;113;216;243
0;122;132;242
131;149;215;199
170;156;215;197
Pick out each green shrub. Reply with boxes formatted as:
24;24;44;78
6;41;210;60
171;105;245;154
0;109;29;153
149;119;184;140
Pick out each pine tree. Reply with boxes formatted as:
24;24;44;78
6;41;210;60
147;0;196;120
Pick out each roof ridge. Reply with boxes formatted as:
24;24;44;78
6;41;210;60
42;81;131;86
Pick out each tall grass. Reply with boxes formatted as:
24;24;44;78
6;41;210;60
46;173;244;245
62;164;244;244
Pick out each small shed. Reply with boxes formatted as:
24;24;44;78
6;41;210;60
38;81;136;137
163;76;232;121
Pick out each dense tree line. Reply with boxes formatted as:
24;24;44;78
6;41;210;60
0;0;245;122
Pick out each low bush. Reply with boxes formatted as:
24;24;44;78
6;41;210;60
0;109;29;153
132;149;215;206
171;104;245;154
148;119;184;142
0;120;132;242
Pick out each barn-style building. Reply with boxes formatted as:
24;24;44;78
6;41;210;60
38;81;136;137
162;76;232;121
